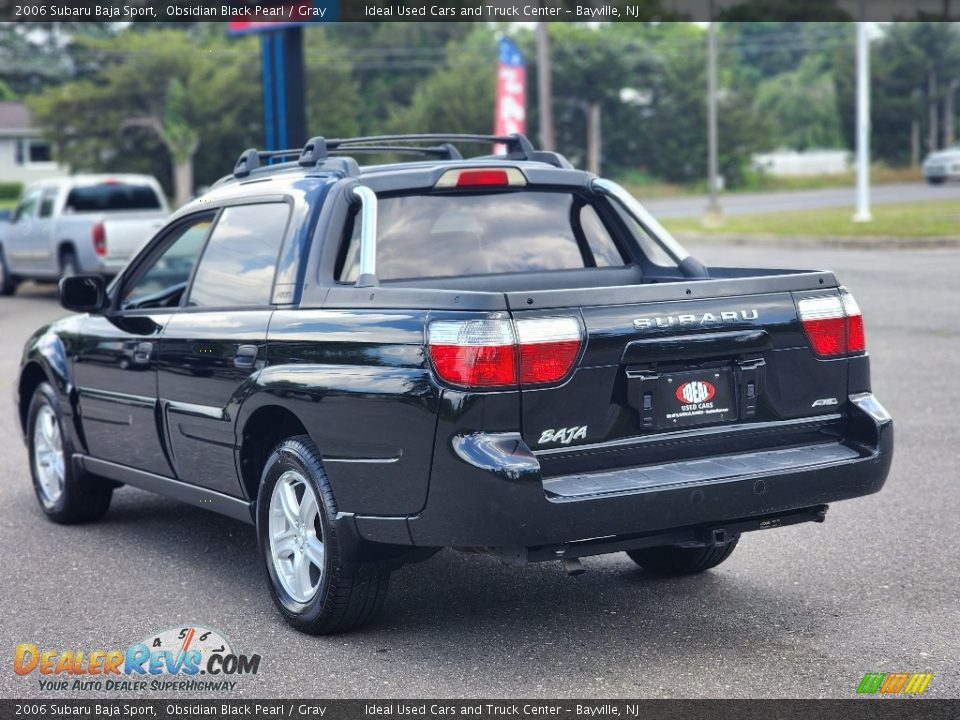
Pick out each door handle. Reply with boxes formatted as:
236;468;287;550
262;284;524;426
133;342;153;363
234;344;259;369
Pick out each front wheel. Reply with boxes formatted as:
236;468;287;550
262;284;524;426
256;435;390;634
627;537;739;576
926;176;946;185
27;382;113;523
0;250;19;296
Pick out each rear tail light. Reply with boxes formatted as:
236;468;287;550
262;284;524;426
428;319;517;387
798;290;866;357
427;316;582;389
841;290;866;352
92;222;106;257
515;317;582;384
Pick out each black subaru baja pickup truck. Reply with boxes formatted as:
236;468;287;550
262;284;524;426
16;134;893;634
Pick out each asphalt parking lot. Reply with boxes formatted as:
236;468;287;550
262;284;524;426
0;243;957;699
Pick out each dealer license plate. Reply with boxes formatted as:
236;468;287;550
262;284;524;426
658;370;736;428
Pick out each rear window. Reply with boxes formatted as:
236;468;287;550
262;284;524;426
337;191;625;282
65;182;162;212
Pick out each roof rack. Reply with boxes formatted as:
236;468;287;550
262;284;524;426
232;133;571;179
330;144;463;160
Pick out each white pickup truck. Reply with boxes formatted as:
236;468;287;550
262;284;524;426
0;175;169;295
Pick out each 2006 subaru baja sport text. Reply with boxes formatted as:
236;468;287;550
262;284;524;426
16;134;893;634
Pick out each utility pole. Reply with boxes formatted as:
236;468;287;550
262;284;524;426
587;102;601;175
944;79;957;147
704;20;722;221
536;22;554;151
928;68;939;151
853;20;872;223
912;118;920;167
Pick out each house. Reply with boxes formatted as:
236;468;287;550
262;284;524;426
0;101;68;185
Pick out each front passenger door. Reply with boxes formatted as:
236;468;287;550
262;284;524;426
73;214;214;476
5;189;43;273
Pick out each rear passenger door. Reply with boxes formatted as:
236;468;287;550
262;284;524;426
157;202;291;498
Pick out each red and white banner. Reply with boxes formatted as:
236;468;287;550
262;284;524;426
494;38;526;147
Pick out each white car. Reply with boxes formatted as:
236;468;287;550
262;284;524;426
921;146;960;184
0;174;169;295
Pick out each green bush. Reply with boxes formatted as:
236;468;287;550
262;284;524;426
0;182;23;201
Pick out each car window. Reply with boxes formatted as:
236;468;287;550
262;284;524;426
614;208;675;268
65;181;163;212
39;188;57;218
580;204;623;267
14;191;40;223
337;191;626;282
122;218;212;311
186;203;289;308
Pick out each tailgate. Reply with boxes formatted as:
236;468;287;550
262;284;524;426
507;276;853;477
102;214;167;262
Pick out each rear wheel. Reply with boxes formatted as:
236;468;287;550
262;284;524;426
27;382;113;523
256;435;390;634
0;250;19;296
60;249;80;279
926;176;946;185
627;537;739;576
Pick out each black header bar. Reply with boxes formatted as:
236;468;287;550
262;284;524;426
0;0;957;22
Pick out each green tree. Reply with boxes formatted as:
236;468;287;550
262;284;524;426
517;24;662;173
835;22;960;165
755;55;844;150
0;23;119;95
720;22;848;86
303;26;363;138
28;30;263;206
385;28;497;136
334;23;475;134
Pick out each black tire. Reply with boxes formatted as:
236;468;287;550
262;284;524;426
926;176;946;185
0;248;19;296
627;537;739;576
26;382;113;524
60;249;80;279
256;435;390;634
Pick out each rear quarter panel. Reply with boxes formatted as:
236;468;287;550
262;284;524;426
253;308;442;516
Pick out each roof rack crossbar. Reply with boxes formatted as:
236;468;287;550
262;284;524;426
328;144;463;159
325;133;533;157
232;132;559;179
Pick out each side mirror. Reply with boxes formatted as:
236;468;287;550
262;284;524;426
59;275;107;313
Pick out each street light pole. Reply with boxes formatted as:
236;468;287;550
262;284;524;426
853;21;872;222
704;20;722;221
536;22;555;151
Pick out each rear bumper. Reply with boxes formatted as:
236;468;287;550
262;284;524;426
95;259;128;276
353;393;893;549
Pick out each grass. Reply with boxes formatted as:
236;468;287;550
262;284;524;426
617;164;923;200
0;199;15;210
662;198;960;238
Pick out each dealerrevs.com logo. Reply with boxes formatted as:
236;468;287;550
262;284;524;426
14;626;261;693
